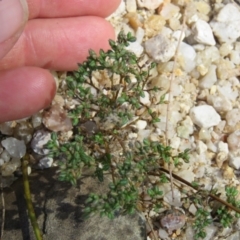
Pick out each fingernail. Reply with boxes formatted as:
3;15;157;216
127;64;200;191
0;0;28;43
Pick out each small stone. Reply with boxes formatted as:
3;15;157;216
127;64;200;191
226;109;240;127
160;210;186;234
219;43;233;57
199;65;217;89
135;120;147;130
226;232;240;240
189;204;197;215
192;19;216;46
0;122;14;135
31;130;51;155
197;141;207;154
126;39;144;57
0;150;11;162
195;1;211;15
43;104;73;132
177;169;195;182
229;153;240;170
163;188;182;207
185;226;195;240
216;152;228;168
126;0;137;12
159;3;180;20
158;228;169;239
170;136;181;149
137;129;152;142
126;28;144;57
38;156;53;169
137;0;163;10
210;4;240;43
222;163;235;179
1;163;17;177
1;137;26;158
13;122;33;143
177;116;194;139
227;130;240;152
190;105;221;128
207;93;232;112
125;12;143;30
31;113;43;128
140;91;150;105
79;121;98;136
178;42;196;72
218;141;228;153
206;140;217;153
144;15;166;38
144;33;177;63
52;94;65;107
217;84;238;102
199;128;211;141
11;158;21;168
230;50;240;65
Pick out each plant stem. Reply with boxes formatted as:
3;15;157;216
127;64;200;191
21;155;43;240
149;168;240;214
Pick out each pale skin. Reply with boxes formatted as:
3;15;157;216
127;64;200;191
0;0;121;122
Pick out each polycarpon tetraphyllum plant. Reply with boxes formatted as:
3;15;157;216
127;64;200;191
45;31;240;238
46;31;190;217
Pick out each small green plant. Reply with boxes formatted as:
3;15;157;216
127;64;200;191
215;186;240;228
193;208;212;239
46;31;240;238
46;31;189;217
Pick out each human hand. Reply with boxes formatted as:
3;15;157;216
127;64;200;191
0;0;120;122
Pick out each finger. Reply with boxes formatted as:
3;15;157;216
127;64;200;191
0;17;115;71
0;67;56;122
0;0;28;59
27;0;121;19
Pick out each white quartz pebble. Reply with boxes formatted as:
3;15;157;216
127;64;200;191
160;3;180;20
163;188;182;207
218;141;228;153
208;93;232;112
140;91;150;105
178;42;196;72
199;65;217;89
126;0;137;12
1;137;26;158
135;120;147;130
192;19;216;45
31;130;51;155
137;0;163;10
38;156;53;169
0;150;11;162
229;153;240;170
227;130;240;152
230;50;240;64
126;28;144;56
210;4;240;43
190;105;221;128
145;33;177;62
127;41;144;57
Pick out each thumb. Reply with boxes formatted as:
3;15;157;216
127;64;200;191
0;0;28;59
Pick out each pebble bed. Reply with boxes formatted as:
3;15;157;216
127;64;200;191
0;0;240;239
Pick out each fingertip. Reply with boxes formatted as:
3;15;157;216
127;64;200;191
0;67;56;122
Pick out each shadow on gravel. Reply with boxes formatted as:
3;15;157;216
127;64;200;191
1;167;146;240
